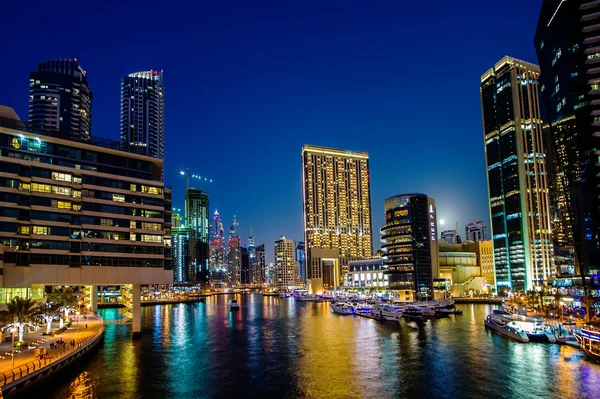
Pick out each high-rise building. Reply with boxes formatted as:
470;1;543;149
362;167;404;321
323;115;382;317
463;240;495;287
185;188;209;285
229;215;239;239
381;194;439;302
440;230;461;244
208;209;226;286
228;237;241;285
173;227;196;283
0;106;172;337
29;59;92;141
275;236;295;289
480;56;554;292
255;244;266;285
172;212;181;229
301;145;373;286
211;209;224;241
240;247;250;285
535;1;598;284
465;221;487;242
248;230;258;284
120;70;164;161
295;241;306;283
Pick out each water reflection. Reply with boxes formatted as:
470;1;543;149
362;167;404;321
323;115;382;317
37;295;600;399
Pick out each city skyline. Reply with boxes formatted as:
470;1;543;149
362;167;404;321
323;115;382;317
0;1;543;263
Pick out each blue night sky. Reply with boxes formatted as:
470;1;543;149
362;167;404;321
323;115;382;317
1;1;543;262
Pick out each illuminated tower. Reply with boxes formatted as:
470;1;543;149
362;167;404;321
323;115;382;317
185;188;209;284
301;145;373;285
480;56;554;292
29;59;92;140
120;70;164;161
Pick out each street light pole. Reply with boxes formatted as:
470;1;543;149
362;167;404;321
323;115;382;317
76;311;80;336
10;327;16;366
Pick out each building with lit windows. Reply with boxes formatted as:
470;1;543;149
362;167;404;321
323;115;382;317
440;229;461;244
0;107;172;337
465;221;487;242
381;194;439;302
29;59;92;141
185;188;209;284
344;258;388;291
120;70;164;161
535;1;598;285
274;236;295;289
301;145;373;287
481;56;554;292
255;244;265;285
173;227;195;283
228;237;241;285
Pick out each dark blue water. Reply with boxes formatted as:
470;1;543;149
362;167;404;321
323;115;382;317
42;294;600;399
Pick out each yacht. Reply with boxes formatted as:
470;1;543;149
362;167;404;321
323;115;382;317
417;305;437;317
331;302;355;315
575;326;600;362
228;299;240;310
371;304;403;321
484;314;531;343
402;306;423;319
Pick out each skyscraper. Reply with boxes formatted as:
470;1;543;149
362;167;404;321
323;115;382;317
440;230;461;245
255;244;266;285
29;59;92;140
185;188;209;284
173;227;196;283
120;70;164;161
240;247;250;285
209;209;226;285
481;56;554;292
228;236;241;285
465;221;487;242
275;236;295;289
301;145;373;286
535;1;598;284
296;241;306;283
381;194;439;301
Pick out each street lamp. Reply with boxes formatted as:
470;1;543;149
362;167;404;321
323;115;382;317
10;327;16;366
76;311;80;336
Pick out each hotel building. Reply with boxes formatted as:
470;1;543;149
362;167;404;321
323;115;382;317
301;145;372;287
274;236;295;289
0;108;172;337
480;56;554;292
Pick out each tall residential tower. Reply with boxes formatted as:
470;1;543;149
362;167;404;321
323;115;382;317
301;145;373;286
120;70;165;161
29;59;92;140
480;56;554;292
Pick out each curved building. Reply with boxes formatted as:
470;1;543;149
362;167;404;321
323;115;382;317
381;193;438;302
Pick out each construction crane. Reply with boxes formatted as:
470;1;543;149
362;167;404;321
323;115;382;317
176;168;213;191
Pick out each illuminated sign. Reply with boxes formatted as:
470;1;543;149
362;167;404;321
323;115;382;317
429;204;436;241
11;137;20;149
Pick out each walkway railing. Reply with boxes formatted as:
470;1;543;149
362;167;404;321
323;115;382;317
0;317;104;388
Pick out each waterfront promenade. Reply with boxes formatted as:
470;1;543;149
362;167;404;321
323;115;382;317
0;314;103;392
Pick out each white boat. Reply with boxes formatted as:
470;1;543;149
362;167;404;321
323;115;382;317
371;304;403;321
228;299;240;310
331;302;355;315
484;314;530;342
417;305;437;317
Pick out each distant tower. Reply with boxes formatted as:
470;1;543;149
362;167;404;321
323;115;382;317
29;59;92;140
229;215;239;239
185;188;209;284
120;70;164;161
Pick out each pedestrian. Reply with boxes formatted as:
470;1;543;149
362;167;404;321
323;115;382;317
85;324;88;329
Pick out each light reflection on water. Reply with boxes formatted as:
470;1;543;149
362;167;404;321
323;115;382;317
39;294;600;399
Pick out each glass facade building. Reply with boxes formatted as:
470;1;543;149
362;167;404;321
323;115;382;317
481;56;554;292
29;59;92;141
185;188;209;284
535;0;600;284
381;194;438;301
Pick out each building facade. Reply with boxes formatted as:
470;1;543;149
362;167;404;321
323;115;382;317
344;258;388;291
120;70;164;161
173;227;195;283
0;109;172;336
440;229;461;244
381;194;439;301
240;247;250;285
465;221;487;242
185;188;209;285
302;145;373;285
295;241;306;283
255;244;266;285
535;1;598;284
29;59;92;141
274;236;295;289
481;56;554;292
228;237;241;285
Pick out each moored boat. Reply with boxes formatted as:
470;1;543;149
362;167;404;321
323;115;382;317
402;306;423;319
371;304;403;321
484;314;529;343
575;326;600;362
331;302;355;315
228;299;240;310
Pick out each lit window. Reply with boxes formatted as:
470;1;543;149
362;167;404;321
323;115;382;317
51;172;72;182
72;204;81;211
141;186;161;195
72;190;82;198
113;194;125;202
130;221;137;229
32;226;49;235
52;186;72;196
73;176;82;184
31;183;51;193
18;225;30;235
141;235;163;243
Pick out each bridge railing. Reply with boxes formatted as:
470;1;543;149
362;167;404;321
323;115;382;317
0;316;104;388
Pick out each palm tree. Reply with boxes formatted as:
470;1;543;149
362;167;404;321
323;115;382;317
582;294;596;323
47;288;77;328
37;302;60;334
1;297;39;342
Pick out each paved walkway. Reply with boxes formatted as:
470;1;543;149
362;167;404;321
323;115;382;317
0;314;103;375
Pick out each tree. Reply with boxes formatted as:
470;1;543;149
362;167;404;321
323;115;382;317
47;288;77;328
37;302;60;334
1;296;39;342
582;295;596;323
